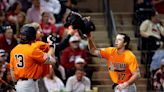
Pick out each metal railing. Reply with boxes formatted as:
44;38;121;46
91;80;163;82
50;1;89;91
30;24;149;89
103;0;117;46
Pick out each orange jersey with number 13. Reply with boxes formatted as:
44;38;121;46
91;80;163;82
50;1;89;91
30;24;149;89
10;44;46;80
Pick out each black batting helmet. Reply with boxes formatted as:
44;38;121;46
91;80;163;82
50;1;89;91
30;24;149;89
20;25;36;44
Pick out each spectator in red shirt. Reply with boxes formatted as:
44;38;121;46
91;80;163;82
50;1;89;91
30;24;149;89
40;11;56;35
0;25;17;55
152;0;164;14
40;11;56;42
60;35;88;81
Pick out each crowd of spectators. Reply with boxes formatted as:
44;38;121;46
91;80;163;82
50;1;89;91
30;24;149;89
0;0;93;92
134;0;164;91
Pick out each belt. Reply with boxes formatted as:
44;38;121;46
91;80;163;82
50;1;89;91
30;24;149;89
19;78;37;81
112;83;118;89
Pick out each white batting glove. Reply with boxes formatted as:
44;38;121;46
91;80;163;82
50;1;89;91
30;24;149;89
116;82;129;90
47;35;56;49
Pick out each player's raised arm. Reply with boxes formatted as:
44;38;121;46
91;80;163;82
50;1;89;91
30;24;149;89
43;35;56;64
86;32;100;57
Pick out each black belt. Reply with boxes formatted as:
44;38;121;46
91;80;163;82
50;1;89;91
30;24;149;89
112;83;118;89
19;78;37;81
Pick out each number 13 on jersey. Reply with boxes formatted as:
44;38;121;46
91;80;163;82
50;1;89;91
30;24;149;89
15;54;24;68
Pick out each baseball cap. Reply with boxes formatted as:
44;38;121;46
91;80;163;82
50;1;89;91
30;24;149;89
0;49;5;56
69;35;80;42
75;57;85;64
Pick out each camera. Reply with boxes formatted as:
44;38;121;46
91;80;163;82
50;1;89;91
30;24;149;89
64;11;96;38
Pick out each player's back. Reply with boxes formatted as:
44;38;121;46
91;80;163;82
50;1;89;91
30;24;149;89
10;44;46;80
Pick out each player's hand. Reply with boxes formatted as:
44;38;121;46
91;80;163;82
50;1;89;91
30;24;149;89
116;82;129;90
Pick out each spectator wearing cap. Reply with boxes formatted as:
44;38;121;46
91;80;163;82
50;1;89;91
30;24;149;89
75;57;85;69
153;59;164;91
75;57;93;81
60;35;89;82
0;25;17;56
66;68;91;92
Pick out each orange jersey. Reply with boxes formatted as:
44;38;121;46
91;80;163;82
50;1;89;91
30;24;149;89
99;47;140;84
10;44;47;80
32;41;50;77
32;41;49;53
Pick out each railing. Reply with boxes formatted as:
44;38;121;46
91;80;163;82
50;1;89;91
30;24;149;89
103;0;117;46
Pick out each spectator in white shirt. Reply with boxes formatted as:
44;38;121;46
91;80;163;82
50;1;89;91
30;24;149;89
66;68;91;92
40;0;61;15
43;66;65;92
27;0;44;23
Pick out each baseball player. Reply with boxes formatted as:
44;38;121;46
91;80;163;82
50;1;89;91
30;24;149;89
87;32;140;92
28;22;52;77
10;25;56;92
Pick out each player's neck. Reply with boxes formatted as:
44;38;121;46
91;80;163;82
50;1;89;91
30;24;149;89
117;47;125;54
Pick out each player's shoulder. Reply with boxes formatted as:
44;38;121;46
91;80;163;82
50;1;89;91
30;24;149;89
100;47;117;53
125;50;136;58
11;44;21;52
32;41;48;47
32;41;49;51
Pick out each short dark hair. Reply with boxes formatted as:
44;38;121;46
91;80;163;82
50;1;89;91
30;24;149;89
118;33;130;50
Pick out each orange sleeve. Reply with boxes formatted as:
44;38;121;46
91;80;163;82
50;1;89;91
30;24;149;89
31;48;47;64
39;43;49;52
37;41;50;52
33;41;50;52
128;54;140;74
99;47;114;59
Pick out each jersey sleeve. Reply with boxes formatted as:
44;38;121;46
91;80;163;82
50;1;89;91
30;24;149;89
31;48;47;64
129;54;140;75
33;41;50;52
99;47;113;59
39;42;49;52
